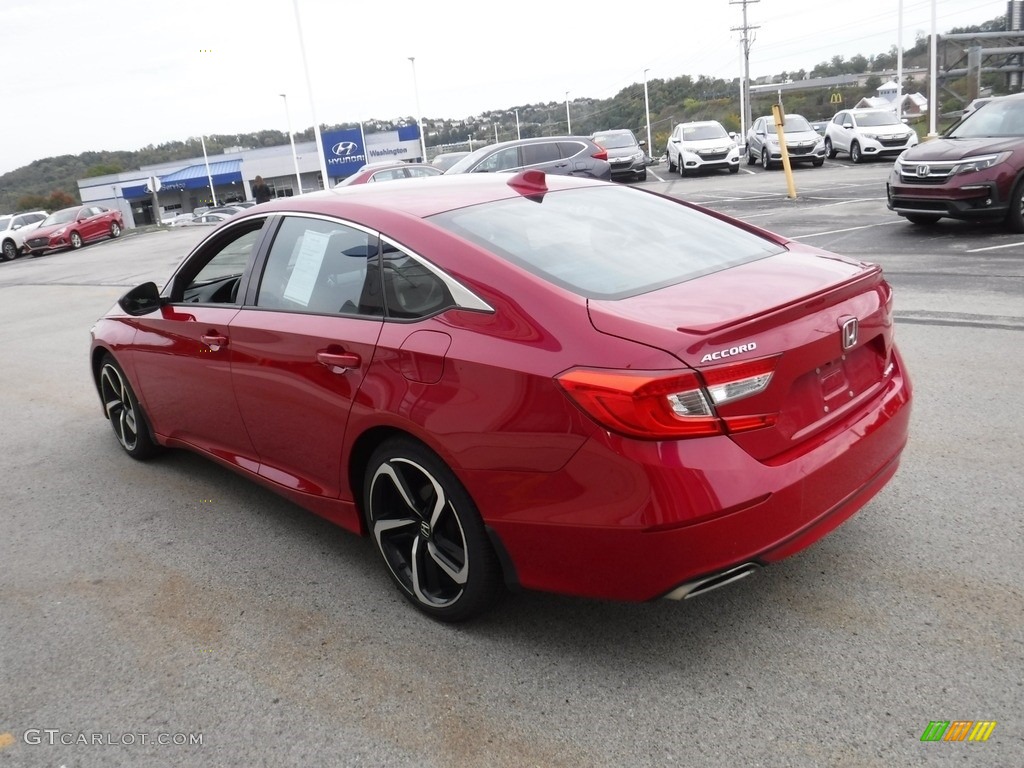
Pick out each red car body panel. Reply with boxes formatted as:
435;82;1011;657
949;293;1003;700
90;174;912;605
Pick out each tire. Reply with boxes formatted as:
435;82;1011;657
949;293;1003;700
364;438;504;622
1;239;16;261
747;148;756;166
761;149;771;170
905;214;941;226
1006;177;1024;233
70;231;83;249
729;164;739;174
98;355;161;460
668;153;677;173
110;222;121;238
825;137;837;159
812;158;825;167
637;169;647;182
850;141;863;164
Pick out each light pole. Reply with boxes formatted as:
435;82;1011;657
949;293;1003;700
200;135;218;206
292;0;329;188
643;69;653;160
281;93;303;195
514;108;521;140
494;123;499;143
565;91;572;133
408;57;428;161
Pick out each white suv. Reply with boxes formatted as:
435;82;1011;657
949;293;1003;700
0;210;48;261
666;121;741;176
824;109;918;163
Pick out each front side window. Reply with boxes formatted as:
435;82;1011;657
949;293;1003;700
476;147;521;173
431;186;784;300
255;216;382;316
177;221;265;304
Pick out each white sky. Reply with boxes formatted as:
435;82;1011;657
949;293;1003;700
0;0;1009;176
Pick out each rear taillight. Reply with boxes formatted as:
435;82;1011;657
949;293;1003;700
557;357;778;440
591;148;608;161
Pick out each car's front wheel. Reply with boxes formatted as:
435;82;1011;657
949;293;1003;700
98;355;161;460
747;147;756;165
825;137;837;159
761;149;772;170
667;153;677;173
110;222;121;238
70;231;83;249
812;157;825;167
1006;177;1024;233
850;141;863;164
1;239;16;261
364;438;504;622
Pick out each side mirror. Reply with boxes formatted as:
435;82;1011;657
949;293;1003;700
843;122;854;130
118;282;164;316
638;139;647;147
729;132;738;141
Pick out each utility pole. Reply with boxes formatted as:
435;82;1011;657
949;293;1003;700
730;0;760;139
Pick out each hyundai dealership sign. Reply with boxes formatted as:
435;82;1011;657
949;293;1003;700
321;126;422;178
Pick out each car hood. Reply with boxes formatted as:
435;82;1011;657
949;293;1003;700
603;145;641;159
899;136;1023;161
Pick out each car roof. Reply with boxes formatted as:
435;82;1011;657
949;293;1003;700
245;171;607;224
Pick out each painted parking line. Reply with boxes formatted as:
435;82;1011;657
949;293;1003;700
791;220;904;239
966;241;1024;253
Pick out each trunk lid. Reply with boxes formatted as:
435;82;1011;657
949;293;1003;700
587;247;896;461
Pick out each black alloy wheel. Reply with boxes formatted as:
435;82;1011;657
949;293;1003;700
364;438;503;622
98;355;161;460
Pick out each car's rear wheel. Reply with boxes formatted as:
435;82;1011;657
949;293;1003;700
364;438;504;622
850;141;863;164
98;355;161;460
761;149;771;170
110;222;121;238
1;239;16;261
905;214;941;226
1005;177;1024;233
70;231;83;249
825;137;837;159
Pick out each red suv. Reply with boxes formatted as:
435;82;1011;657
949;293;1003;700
887;93;1024;231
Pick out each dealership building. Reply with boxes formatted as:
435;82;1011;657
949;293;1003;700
76;126;423;228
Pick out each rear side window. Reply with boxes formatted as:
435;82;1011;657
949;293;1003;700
556;141;585;159
430;186;784;300
522;142;560;165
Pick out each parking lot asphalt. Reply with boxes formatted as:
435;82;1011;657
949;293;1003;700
0;168;1021;767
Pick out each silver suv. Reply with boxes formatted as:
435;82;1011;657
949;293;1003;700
746;114;826;169
0;210;48;261
824;109;918;163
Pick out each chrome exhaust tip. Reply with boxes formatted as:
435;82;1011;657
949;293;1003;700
663;563;760;601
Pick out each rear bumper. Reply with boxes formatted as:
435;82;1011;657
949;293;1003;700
480;349;912;602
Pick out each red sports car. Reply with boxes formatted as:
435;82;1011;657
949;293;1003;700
24;204;124;255
90;171;912;621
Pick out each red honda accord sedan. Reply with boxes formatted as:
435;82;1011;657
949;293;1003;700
90;170;912;621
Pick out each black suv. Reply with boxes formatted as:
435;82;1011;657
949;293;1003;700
887;93;1024;231
444;136;611;181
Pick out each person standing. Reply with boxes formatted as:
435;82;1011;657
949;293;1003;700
252;176;272;204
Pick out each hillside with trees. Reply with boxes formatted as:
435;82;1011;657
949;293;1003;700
0;14;1011;214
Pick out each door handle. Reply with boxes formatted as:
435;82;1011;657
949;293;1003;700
316;350;361;372
200;333;228;350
